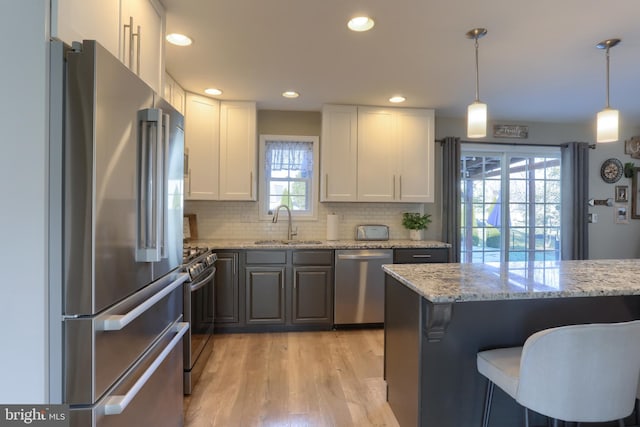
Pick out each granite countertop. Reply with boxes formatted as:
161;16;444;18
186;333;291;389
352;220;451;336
383;259;640;303
186;239;451;250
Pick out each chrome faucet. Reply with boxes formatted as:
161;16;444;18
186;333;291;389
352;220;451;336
272;204;297;241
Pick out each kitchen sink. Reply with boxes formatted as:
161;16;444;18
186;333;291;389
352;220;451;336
254;240;323;245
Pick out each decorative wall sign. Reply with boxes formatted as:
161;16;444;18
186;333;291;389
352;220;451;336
624;136;640;159
493;124;529;139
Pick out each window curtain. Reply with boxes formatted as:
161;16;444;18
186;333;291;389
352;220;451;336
560;142;590;260
265;141;313;176
441;137;461;262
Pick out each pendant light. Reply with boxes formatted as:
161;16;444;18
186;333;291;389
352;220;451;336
596;38;621;143
466;28;488;138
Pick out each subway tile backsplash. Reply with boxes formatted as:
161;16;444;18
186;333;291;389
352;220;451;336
184;200;428;241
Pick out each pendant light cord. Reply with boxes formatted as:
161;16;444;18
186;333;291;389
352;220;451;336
474;37;480;102
605;45;610;109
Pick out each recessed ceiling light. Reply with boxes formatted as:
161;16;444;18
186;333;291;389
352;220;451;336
166;33;192;46
348;16;375;32
282;91;300;98
204;88;223;96
389;96;406;103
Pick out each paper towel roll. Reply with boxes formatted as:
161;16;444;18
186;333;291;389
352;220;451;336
326;214;339;240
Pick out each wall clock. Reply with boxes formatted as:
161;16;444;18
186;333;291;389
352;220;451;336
600;158;623;183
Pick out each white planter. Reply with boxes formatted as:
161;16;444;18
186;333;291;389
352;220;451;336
409;229;422;241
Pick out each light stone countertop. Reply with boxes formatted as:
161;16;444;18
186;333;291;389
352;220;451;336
383;259;640;303
186;239;451;250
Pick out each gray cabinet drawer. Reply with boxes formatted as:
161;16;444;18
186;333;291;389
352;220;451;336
245;250;287;264
293;250;333;266
393;248;449;264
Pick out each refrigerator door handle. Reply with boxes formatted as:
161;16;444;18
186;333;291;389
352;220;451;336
103;322;189;415
136;108;163;262
159;112;170;259
97;272;188;331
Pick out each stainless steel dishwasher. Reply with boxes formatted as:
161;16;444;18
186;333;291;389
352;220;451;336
334;249;393;325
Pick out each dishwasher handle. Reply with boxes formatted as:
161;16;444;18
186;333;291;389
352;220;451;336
337;253;392;261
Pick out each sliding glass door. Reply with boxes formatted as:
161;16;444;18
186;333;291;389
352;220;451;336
460;145;561;263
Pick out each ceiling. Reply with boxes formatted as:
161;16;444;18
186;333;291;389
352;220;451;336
162;0;640;124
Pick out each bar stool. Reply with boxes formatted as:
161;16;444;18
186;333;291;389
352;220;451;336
477;320;640;427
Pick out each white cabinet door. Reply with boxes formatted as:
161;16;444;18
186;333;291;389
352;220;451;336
164;73;185;114
320;105;358;201
357;107;396;202
185;94;220;200
396;109;435;203
219;102;257;200
52;0;120;58
120;0;164;92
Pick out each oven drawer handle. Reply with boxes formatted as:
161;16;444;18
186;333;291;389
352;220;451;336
98;273;188;331
190;268;216;292
103;322;189;415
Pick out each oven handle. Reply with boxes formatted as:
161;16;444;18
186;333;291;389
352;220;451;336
103;322;189;415
98;273;188;331
189;267;216;292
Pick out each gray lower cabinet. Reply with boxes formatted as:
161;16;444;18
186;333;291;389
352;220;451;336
393;247;449;264
213;249;334;332
213;252;240;325
292;266;333;324
245;266;286;324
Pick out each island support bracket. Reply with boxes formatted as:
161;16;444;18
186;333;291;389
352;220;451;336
424;302;453;342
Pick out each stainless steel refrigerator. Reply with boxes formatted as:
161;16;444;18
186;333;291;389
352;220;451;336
49;39;188;426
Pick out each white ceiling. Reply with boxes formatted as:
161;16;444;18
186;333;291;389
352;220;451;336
162;0;640;124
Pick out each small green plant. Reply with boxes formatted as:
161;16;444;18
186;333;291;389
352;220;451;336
402;212;432;230
624;162;636;178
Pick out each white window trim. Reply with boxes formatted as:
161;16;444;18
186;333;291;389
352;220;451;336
258;134;320;221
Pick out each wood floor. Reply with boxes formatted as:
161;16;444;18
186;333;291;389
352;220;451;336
184;329;400;427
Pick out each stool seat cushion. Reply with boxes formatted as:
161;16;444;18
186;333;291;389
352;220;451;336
477;347;522;398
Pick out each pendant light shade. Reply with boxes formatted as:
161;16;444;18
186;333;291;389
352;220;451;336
596;38;621;143
466;28;488;139
467;101;487;138
597;108;619;143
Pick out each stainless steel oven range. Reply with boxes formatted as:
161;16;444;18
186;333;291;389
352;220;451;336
182;247;217;394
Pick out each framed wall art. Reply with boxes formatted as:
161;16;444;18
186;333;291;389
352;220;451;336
632;168;640;219
616;204;629;224
615;185;628;203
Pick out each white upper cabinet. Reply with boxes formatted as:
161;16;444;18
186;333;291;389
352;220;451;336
184;96;257;201
357;107;397;202
164;73;185;114
320;105;358;201
52;0;120;58
185;94;220;200
52;0;165;93
119;0;164;92
395;108;435;203
320;105;435;203
219;102;257;201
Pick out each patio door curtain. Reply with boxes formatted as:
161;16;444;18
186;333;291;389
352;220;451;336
560;142;590;260
441;137;461;262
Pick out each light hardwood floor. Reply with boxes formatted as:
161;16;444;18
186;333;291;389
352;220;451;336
184;329;400;427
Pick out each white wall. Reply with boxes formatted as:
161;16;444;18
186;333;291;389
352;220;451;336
436;116;640;259
0;0;50;403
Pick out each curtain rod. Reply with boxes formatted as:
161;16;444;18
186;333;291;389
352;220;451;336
436;139;596;149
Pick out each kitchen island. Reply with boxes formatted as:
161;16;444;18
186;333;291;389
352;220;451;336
383;260;640;427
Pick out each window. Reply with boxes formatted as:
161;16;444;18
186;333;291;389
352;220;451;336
259;135;319;220
460;144;561;263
